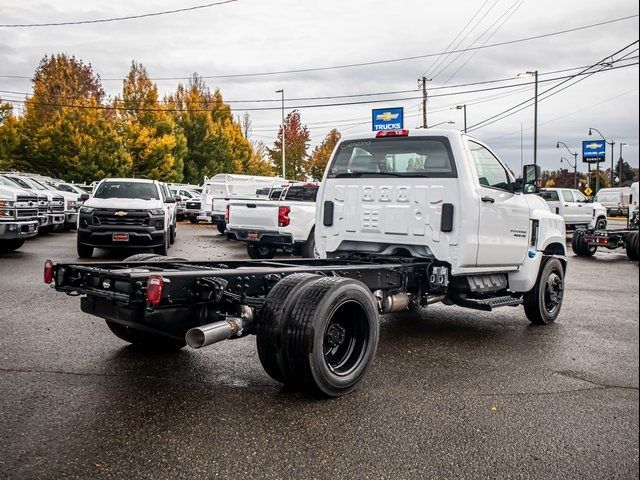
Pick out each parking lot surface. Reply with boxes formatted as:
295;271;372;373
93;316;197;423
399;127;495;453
0;223;638;479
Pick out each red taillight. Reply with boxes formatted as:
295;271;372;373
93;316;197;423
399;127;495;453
376;129;409;138
146;275;164;306
278;206;291;227
44;259;53;284
303;182;318;186
225;204;230;223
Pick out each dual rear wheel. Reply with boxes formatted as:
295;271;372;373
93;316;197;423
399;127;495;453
256;274;380;397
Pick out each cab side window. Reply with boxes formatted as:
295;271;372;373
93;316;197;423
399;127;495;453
469;141;512;191
573;191;588;203
561;190;573;202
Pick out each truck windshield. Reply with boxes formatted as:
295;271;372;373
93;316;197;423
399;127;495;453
327;137;456;178
94;182;159;200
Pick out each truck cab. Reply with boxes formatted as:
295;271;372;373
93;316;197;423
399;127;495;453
317;129;565;280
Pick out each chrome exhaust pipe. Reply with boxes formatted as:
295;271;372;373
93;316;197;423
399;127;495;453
185;317;242;349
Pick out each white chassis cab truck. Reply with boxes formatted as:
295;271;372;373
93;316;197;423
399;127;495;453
225;183;319;259
47;129;567;397
537;188;607;231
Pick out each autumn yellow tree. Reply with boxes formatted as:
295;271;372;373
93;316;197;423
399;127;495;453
267;110;310;180
308;129;341;180
19;54;131;181
117;61;185;182
0;101;23;170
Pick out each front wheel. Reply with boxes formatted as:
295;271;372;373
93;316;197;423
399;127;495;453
153;233;170;255
300;229;316;258
188;217;198;224
105;321;185;351
0;238;26;253
216;223;226;234
595;217;607;230
77;242;94;258
523;257;565;325
247;243;276;259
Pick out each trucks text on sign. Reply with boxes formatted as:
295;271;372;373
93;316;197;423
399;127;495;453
582;140;606;163
372;107;404;131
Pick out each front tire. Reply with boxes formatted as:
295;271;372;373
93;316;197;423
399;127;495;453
77;242;94;258
283;277;380;397
247;243;276;259
300;229;316;258
153;232;170;255
524;257;565;325
626;232;639;261
105;321;185;351
595;217;607;230
0;238;26;253
188;217;198;224
216;223;226;234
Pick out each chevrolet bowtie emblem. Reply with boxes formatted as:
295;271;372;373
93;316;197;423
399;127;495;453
114;211;128;217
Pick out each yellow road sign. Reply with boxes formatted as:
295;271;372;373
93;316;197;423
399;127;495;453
583;187;593;196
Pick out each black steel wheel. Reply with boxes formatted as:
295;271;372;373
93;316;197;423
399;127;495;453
524;257;565;325
105;321;186;351
283;277;379;397
256;273;323;383
247;243;276;259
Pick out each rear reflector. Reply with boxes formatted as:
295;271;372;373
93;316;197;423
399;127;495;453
376;129;409;138
146;275;164;306
44;259;53;284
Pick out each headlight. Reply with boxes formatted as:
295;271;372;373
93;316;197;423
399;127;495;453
0;200;14;208
66;200;76;210
0;209;12;217
149;209;164;215
80;206;95;214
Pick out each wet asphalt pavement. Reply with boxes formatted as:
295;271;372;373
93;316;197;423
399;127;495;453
0;222;638;479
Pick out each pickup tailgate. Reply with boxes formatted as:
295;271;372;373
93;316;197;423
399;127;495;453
228;199;279;231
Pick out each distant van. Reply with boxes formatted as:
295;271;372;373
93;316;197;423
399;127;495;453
593;187;632;217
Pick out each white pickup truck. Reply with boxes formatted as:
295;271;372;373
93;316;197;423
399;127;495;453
0;183;39;252
199;174;288;233
538;188;607;230
49;129;568;397
226;183;318;258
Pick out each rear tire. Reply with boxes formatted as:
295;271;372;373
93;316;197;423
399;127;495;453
524;257;565;325
77;242;93;258
571;230;597;257
300;229;316;258
123;253;186;262
0;238;25;253
256;273;323;383
216;223;226;234
105;321;185;351
626;232;639;261
247;243;276;259
283;277;380;396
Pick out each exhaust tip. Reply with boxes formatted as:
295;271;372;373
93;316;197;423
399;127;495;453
185;328;206;349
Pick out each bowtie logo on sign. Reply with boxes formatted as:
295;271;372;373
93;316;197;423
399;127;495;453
582;140;606;163
372;107;404;131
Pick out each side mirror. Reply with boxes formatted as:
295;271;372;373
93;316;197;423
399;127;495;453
80;193;90;201
165;196;176;204
523;164;541;194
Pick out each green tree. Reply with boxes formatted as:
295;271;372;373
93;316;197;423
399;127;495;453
308;129;340;180
267;110;310;180
118;61;185;181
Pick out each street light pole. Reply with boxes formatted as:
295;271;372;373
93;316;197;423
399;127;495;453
556;141;579;189
588;127;614;190
276;89;285;178
520;70;539;165
454;105;467;132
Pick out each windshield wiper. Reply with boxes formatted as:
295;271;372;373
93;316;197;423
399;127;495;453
334;171;404;178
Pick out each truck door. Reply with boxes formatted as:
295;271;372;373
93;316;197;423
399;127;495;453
469;141;530;267
571;189;593;224
560;189;580;224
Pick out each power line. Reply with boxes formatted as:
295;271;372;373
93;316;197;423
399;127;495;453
467;40;639;131
0;14;636;80
2;56;636;108
2;60;636;114
0;1;239;28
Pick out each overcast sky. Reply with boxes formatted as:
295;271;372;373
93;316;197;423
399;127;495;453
1;0;638;176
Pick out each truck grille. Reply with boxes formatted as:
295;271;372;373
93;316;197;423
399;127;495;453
186;201;201;209
50;196;65;213
16;208;38;219
16;195;38;204
93;211;150;226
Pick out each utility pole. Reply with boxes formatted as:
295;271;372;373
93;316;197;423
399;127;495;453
420;77;428;128
276;89;285;178
532;70;539;166
520;123;523;173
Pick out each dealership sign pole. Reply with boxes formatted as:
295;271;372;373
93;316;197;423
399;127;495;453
582;140;606;193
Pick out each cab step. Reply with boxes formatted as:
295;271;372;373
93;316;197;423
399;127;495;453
450;294;523;311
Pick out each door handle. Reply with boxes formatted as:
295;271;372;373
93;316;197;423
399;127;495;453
481;196;495;203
